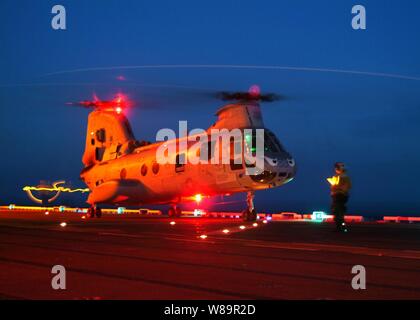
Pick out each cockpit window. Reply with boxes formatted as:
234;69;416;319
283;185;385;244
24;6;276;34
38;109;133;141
244;132;259;154
266;130;286;153
244;130;285;154
264;131;279;153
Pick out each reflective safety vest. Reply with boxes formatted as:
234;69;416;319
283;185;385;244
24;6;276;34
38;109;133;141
331;173;351;196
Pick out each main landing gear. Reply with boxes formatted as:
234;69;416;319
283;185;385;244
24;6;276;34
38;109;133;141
168;205;182;218
88;205;102;218
243;191;257;222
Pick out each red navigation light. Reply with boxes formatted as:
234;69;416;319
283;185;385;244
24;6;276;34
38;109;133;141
249;84;261;97
114;94;123;104
71;93;132;113
112;93;132;110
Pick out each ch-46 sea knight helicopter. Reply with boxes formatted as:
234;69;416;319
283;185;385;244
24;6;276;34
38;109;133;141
73;86;296;221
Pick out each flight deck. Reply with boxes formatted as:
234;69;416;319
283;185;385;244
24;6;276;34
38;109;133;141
0;209;419;299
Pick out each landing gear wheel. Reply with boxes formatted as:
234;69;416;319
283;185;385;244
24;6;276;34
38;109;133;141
168;207;176;218
243;208;257;222
249;209;257;221
88;206;102;218
243;191;257;221
88;207;95;219
168;205;182;218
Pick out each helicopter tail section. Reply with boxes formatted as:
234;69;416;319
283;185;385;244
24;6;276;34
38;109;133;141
82;110;136;167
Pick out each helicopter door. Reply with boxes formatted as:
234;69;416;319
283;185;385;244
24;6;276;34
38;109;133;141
215;137;233;185
230;137;243;171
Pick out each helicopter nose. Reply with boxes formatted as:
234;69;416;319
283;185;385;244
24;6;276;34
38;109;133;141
250;156;296;185
274;157;296;183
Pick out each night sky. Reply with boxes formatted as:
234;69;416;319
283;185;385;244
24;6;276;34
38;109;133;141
1;0;419;215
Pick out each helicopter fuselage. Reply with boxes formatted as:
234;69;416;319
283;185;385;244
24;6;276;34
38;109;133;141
80;102;296;207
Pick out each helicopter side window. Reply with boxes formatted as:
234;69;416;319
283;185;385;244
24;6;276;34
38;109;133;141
230;137;243;170
141;164;148;176
152;162;160;175
200;138;216;162
123;119;135;139
116;144;122;156
96;129;106;143
95;147;105;162
175;154;185;173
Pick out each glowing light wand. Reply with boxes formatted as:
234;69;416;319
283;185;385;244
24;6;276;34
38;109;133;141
327;176;340;186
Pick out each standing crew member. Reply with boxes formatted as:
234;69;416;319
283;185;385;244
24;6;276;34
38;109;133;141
330;162;352;232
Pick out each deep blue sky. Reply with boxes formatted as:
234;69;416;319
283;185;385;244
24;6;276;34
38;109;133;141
1;0;419;215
